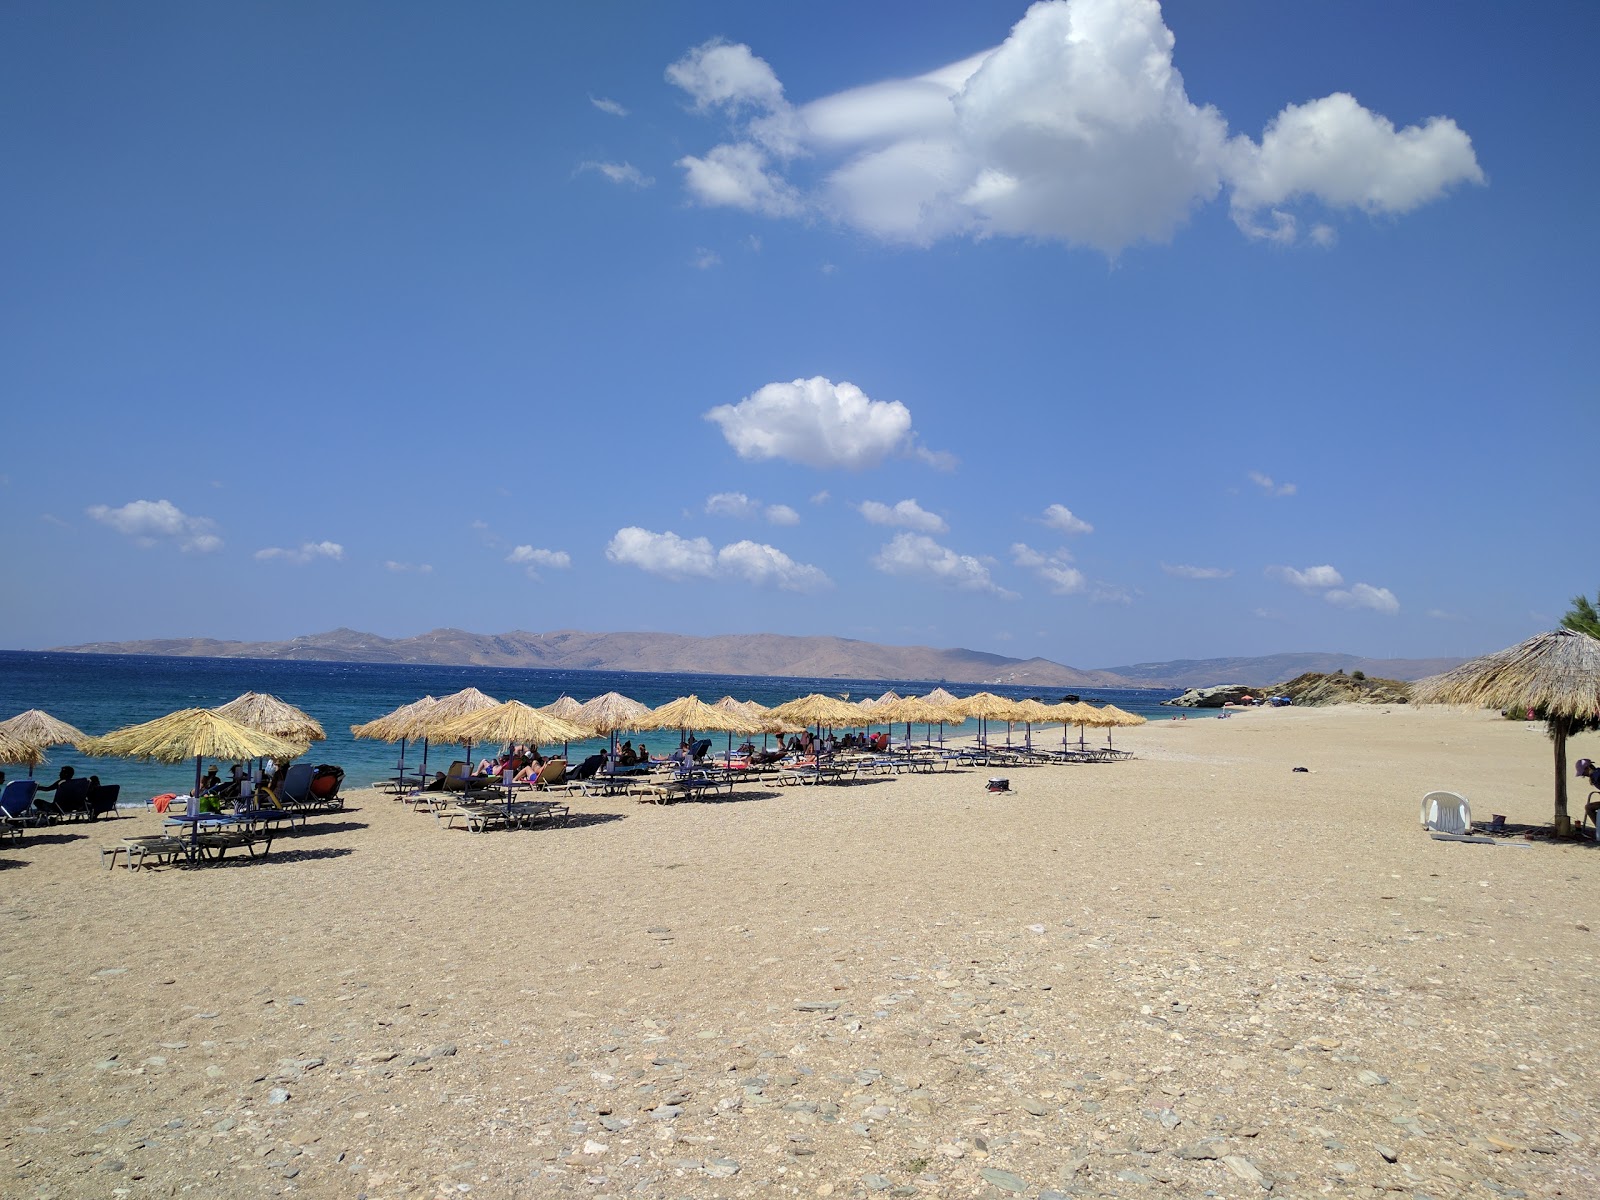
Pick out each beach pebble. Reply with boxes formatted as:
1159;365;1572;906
978;1166;1028;1192
266;1088;290;1105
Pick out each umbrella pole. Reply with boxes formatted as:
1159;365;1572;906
417;737;430;795
396;736;407;782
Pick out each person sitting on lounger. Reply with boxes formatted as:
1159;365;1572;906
37;765;75;793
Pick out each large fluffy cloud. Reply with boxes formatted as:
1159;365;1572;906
873;532;1012;596
86;498;222;553
668;0;1482;254
606;526;829;592
705;377;949;470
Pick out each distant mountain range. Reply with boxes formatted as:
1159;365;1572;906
47;628;1464;692
1098;652;1466;689
49;627;1132;689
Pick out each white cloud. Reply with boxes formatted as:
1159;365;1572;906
256;541;344;565
1249;470;1297;497
1011;542;1085;595
705;376;948;470
677;142;803;216
507;545;571;569
858;498;947;533
385;560;433;574
809;490;831;505
578;160;655;188
86;498;223;553
1268;564;1344;590
706;492;801;526
1426;608;1466;622
706;492;761;519
874;532;1012;596
667;38;787;114
1163;563;1233;580
606;526;828;591
591;95;628;117
717;540;831;592
1229;92;1484;242
1326;583;1400;614
1040;504;1093;535
690;246;721;269
606;527;716;579
670;0;1481;255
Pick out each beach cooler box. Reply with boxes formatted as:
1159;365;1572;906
986;777;1010;793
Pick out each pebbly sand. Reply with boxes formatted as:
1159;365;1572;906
2;703;1598;1199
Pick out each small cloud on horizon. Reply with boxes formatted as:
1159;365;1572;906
1249;470;1297;497
256;541;344;565
1163;563;1234;580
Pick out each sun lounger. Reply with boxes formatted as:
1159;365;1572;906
104;835;190;870
36;777;91;822
86;782;121;820
0;779;42;832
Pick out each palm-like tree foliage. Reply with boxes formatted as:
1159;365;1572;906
1562;591;1600;638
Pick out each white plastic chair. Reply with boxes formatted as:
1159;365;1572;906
1421;790;1472;835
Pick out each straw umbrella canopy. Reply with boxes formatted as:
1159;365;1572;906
915;687;965;747
953;692;1019;745
871;696;946;748
641;695;762;765
0;708;93;776
413;688;501;778
1008;698;1057;748
1097;703;1147;749
351;695;438;784
574;691;651;760
771;694;864;753
1051;700;1106;749
1412;629;1600;832
436;700;588;751
88;709;298;797
214;692;324;747
536;694;592;758
435;700;589;810
0;724;42;769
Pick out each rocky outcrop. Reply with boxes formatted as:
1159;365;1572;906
1162;685;1260;708
1275;671;1411;706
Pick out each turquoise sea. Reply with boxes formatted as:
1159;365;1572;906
0;651;1176;802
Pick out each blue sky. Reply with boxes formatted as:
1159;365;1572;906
2;0;1594;669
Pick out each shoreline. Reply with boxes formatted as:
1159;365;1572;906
3;703;1597;1197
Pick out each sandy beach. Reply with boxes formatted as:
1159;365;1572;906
3;703;1598;1199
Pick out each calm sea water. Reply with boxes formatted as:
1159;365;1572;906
0;651;1175;802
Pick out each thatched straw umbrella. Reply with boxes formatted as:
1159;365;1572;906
435;700;589;812
1052;700;1106;750
642;695;762;765
916;687;965;748
89;709;299;860
871;696;945;750
771;694;864;755
1009;698;1056;749
574;691;650;762
1097;703;1147;750
1413;629;1600;833
413;688;501;780
538;694;592;758
214;692;323;777
0;708;92;776
0;724;39;769
351;695;438;784
953;692;1021;746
